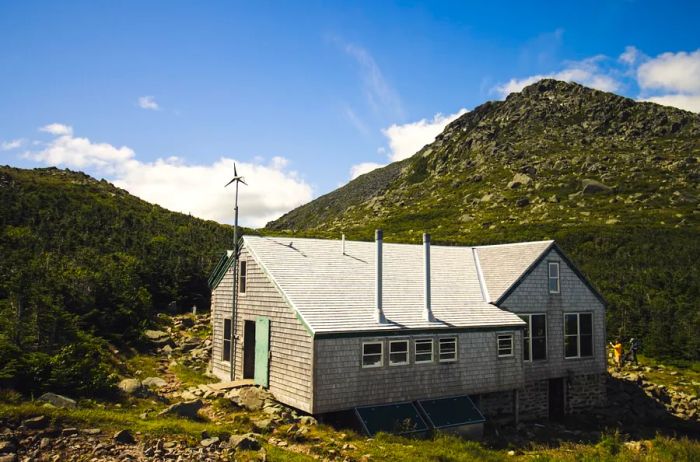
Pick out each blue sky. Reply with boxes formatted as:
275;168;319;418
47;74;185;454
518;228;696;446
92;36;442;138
1;1;699;226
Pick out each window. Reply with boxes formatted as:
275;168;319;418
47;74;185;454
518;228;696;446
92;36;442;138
520;314;547;361
548;262;560;293
222;318;232;362
362;342;383;368
497;333;514;357
239;260;247;293
564;313;594;359
389;340;409;366
414;339;433;364
438;337;457;362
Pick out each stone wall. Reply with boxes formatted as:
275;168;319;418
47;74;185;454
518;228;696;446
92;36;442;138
567;372;607;413
518;379;549;420
478;391;515;419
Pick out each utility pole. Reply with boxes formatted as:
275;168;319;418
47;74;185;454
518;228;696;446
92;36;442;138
225;164;246;381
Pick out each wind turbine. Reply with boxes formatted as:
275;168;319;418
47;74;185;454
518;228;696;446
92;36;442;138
225;163;246;381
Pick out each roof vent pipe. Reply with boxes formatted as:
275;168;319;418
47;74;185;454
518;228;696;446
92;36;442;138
341;233;346;255
375;229;386;324
423;233;435;322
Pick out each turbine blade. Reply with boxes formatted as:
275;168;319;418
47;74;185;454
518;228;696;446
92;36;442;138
224;178;235;187
240;178;248;185
234;163;238;177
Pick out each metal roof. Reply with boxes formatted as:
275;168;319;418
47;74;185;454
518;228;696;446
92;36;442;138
242;236;555;335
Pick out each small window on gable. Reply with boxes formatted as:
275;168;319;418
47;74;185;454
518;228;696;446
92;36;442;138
362;341;383;368
497;333;514;357
222;318;232;362
389;340;409;366
548;262;560;294
439;337;457;363
414;339;433;364
239;260;247;293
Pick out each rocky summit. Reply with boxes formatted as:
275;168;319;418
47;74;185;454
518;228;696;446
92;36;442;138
267;79;700;234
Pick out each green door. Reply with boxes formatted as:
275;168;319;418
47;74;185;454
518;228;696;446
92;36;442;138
254;316;270;387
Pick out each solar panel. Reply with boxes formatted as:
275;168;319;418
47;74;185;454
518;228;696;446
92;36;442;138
417;395;485;429
354;402;429;436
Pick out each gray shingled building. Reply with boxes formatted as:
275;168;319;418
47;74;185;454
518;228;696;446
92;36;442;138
208;233;606;430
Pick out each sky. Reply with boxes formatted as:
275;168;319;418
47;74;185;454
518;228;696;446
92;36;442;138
1;1;699;227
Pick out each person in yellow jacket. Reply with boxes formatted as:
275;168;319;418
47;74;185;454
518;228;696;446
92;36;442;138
609;339;623;370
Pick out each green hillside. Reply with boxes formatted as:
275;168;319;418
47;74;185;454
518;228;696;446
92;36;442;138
266;79;700;360
0;166;235;396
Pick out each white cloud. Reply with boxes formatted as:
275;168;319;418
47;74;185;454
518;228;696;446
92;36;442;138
40;123;73;136
1;139;24;151
349;162;384;180
24;125;312;227
619;46;640;66
340;41;404;119
347;108;467;181
494;56;621;98
382;109;468;162
637;50;700;94
138;96;160;110
641;94;700;113
26;131;135;173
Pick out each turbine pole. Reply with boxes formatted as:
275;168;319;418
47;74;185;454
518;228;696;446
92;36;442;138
225;164;246;382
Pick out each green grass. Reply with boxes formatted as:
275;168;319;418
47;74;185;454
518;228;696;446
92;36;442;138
123;354;161;378
170;363;216;388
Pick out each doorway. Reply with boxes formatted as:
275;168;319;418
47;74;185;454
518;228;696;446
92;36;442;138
243;320;256;379
548;378;565;419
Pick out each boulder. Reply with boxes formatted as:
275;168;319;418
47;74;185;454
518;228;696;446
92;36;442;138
37;393;77;409
157;400;203;419
22;415;49;429
508;173;532;189
237;387;273;411
144;330;169;341
516;197;530;207
0;454;17;462
142;377;167;388
113;429;136;444
228;433;260;451
118;378;143;395
299;416;318;426
581;179;612;194
200;436;220;447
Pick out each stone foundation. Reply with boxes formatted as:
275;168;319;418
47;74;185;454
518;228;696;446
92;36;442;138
519;379;549;420
566;372;607;413
478;391;514;419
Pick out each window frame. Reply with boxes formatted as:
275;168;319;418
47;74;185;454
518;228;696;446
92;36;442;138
414;338;434;364
222;318;232;362
497;333;514;358
520;313;547;362
239;260;247;294
438;336;458;363
389;340;409;366
361;341;384;368
564;312;594;359
548;262;560;294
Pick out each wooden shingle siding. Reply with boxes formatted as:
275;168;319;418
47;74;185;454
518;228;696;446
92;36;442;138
211;248;314;413
500;247;606;382
312;330;524;414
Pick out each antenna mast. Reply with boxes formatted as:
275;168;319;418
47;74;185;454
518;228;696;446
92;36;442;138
225;164;247;381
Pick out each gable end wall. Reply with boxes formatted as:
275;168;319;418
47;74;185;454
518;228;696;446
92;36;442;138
499;247;606;380
211;247;314;413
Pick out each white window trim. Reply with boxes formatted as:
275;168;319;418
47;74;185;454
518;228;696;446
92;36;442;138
497;332;514;358
564;312;594;359
239;260;247;295
362;341;383;368
389;340;409;366
414;338;434;364
438;337;458;363
548;262;560;294
521;313;548;362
